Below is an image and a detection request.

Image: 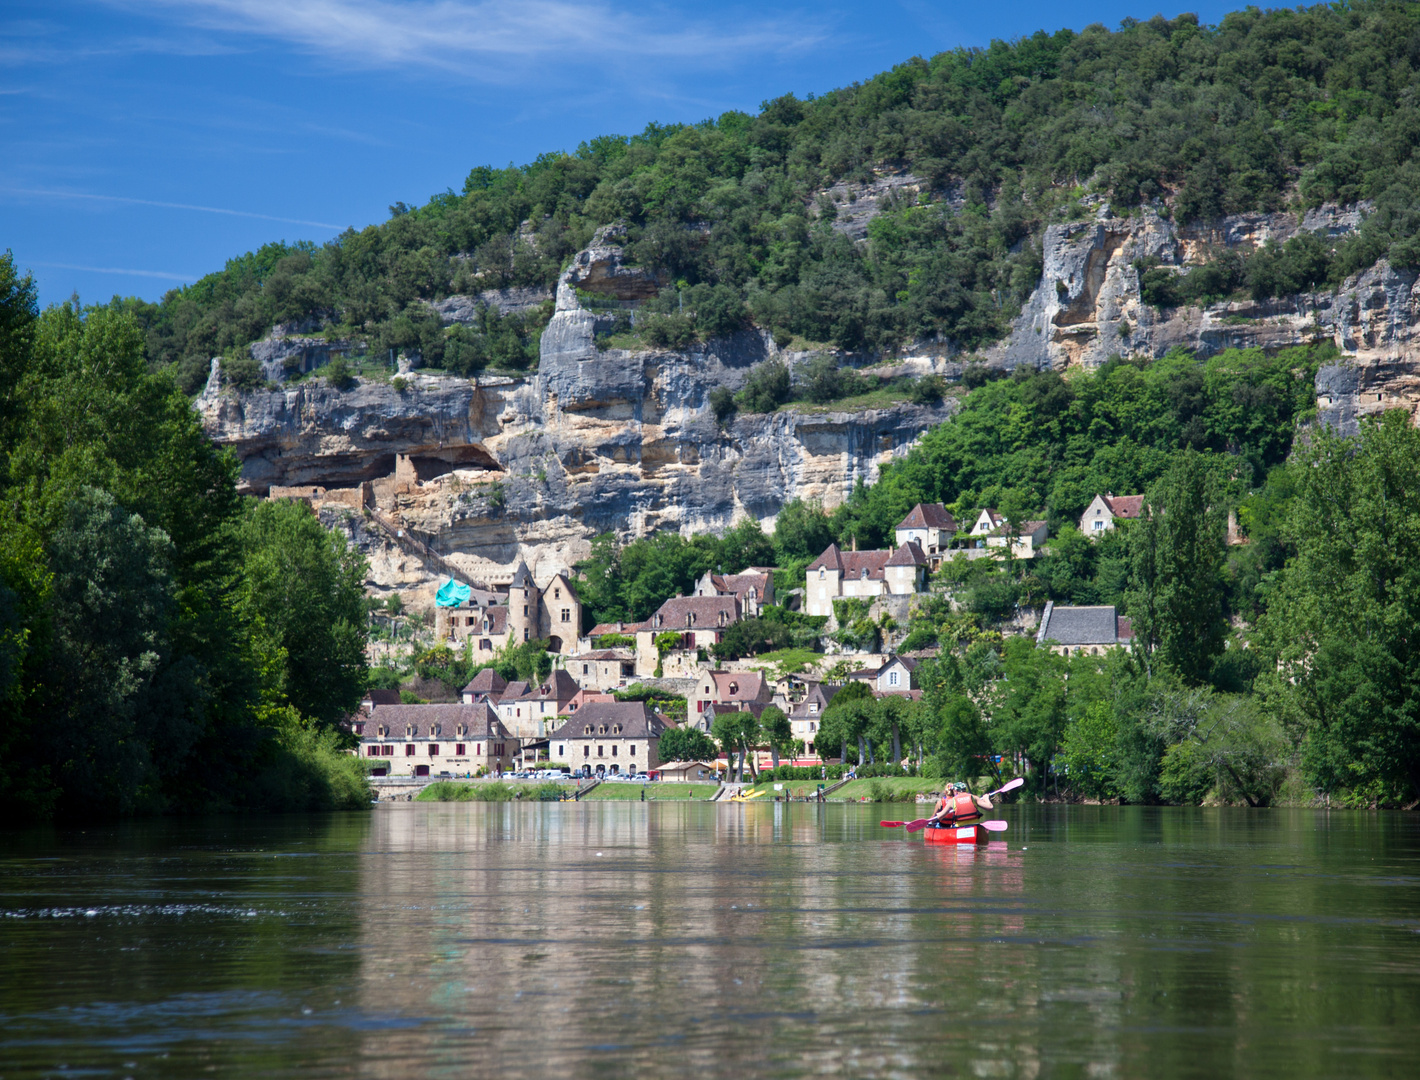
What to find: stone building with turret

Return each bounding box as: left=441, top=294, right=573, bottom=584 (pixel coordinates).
left=436, top=562, right=582, bottom=656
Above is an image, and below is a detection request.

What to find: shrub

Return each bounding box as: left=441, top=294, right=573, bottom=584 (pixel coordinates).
left=910, top=374, right=947, bottom=404
left=323, top=356, right=355, bottom=390
left=709, top=385, right=737, bottom=424
left=736, top=360, right=792, bottom=413
left=222, top=355, right=265, bottom=391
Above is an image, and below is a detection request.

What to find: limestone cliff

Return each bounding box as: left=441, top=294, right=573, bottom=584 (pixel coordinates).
left=199, top=234, right=954, bottom=587
left=201, top=203, right=1420, bottom=595
left=993, top=202, right=1420, bottom=432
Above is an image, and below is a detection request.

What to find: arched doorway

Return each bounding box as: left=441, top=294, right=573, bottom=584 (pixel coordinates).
left=548, top=635, right=563, bottom=652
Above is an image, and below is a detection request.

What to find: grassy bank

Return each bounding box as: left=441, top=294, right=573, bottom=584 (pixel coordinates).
left=736, top=777, right=944, bottom=802
left=581, top=782, right=721, bottom=801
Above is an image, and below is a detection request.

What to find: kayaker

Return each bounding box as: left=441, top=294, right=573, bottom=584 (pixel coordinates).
left=927, top=782, right=993, bottom=828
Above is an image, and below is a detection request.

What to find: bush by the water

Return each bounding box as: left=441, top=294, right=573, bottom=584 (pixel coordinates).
left=417, top=781, right=564, bottom=802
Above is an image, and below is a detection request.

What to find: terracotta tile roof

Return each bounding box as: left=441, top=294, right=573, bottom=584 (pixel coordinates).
left=708, top=671, right=766, bottom=701
left=1116, top=615, right=1134, bottom=641
left=362, top=703, right=508, bottom=741
left=578, top=649, right=634, bottom=661
left=897, top=503, right=957, bottom=531
left=364, top=688, right=402, bottom=706
left=718, top=572, right=771, bottom=597
left=462, top=606, right=508, bottom=634
left=1104, top=494, right=1145, bottom=518
left=807, top=543, right=843, bottom=573
left=647, top=595, right=741, bottom=629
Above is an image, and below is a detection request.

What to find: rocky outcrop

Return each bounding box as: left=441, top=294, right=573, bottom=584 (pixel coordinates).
left=993, top=202, right=1420, bottom=430
left=200, top=233, right=954, bottom=584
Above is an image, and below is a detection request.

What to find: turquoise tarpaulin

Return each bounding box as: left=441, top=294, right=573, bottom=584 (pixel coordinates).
left=435, top=579, right=471, bottom=607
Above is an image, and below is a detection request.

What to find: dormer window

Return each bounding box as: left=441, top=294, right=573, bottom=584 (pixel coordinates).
left=598, top=725, right=606, bottom=735
left=729, top=682, right=738, bottom=695
left=860, top=568, right=869, bottom=579
left=819, top=568, right=825, bottom=579
left=687, top=613, right=695, bottom=626
left=406, top=726, right=414, bottom=738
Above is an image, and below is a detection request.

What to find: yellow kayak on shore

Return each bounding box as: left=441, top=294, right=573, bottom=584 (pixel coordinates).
left=729, top=788, right=768, bottom=802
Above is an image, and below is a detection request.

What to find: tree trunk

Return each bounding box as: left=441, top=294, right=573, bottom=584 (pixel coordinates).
left=840, top=738, right=848, bottom=765
left=891, top=722, right=901, bottom=766
left=771, top=746, right=780, bottom=769
left=857, top=737, right=866, bottom=766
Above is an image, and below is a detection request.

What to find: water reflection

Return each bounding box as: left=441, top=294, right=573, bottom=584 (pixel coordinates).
left=1, top=805, right=1419, bottom=1079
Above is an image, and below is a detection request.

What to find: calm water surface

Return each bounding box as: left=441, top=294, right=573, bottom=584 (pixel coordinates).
left=2, top=803, right=1418, bottom=1079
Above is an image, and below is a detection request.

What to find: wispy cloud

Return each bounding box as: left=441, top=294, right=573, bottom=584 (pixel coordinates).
left=120, top=0, right=823, bottom=74
left=4, top=187, right=346, bottom=229
left=27, top=261, right=197, bottom=281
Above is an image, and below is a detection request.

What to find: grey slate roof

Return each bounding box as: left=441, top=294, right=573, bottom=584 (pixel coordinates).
left=1036, top=602, right=1121, bottom=646
left=364, top=703, right=509, bottom=740
left=549, top=702, right=667, bottom=739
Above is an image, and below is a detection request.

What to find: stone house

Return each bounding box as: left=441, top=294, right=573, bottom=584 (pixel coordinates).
left=969, top=509, right=1049, bottom=558
left=548, top=701, right=668, bottom=778
left=655, top=760, right=719, bottom=782
left=788, top=683, right=840, bottom=759
left=1079, top=493, right=1145, bottom=535
left=1035, top=602, right=1135, bottom=656
left=694, top=568, right=775, bottom=618
left=507, top=562, right=582, bottom=654
left=850, top=654, right=919, bottom=693
left=803, top=541, right=929, bottom=619
left=460, top=667, right=507, bottom=704
left=494, top=668, right=581, bottom=739
left=360, top=703, right=516, bottom=777
left=634, top=595, right=743, bottom=676
left=570, top=649, right=636, bottom=691
left=895, top=503, right=958, bottom=565
left=689, top=670, right=773, bottom=731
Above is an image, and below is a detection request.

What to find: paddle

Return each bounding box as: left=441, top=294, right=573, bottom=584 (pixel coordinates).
left=984, top=777, right=1025, bottom=800
left=905, top=817, right=1009, bottom=834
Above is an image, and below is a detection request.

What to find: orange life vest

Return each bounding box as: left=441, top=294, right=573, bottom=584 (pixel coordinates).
left=934, top=793, right=981, bottom=823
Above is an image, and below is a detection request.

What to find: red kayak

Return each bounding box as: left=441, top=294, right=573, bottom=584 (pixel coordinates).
left=922, top=821, right=989, bottom=844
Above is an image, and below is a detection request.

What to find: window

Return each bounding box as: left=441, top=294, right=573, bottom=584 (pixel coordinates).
left=377, top=726, right=386, bottom=736
left=554, top=588, right=561, bottom=599
left=476, top=743, right=481, bottom=755
left=583, top=745, right=589, bottom=758
left=524, top=629, right=530, bottom=642
left=405, top=744, right=415, bottom=756
left=598, top=745, right=604, bottom=757
left=809, top=722, right=816, bottom=733
left=561, top=609, right=571, bottom=622
left=629, top=745, right=635, bottom=757
left=1092, top=520, right=1104, bottom=531
left=523, top=605, right=529, bottom=616
left=429, top=744, right=439, bottom=756
left=819, top=568, right=825, bottom=579
left=558, top=745, right=564, bottom=756
left=611, top=745, right=617, bottom=757
left=367, top=746, right=379, bottom=757
left=888, top=670, right=899, bottom=687
left=456, top=743, right=466, bottom=756
left=383, top=745, right=393, bottom=756
left=582, top=664, right=589, bottom=675
left=481, top=639, right=491, bottom=650
left=809, top=703, right=817, bottom=714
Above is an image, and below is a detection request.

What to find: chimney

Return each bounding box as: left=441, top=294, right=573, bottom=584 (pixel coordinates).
left=851, top=535, right=857, bottom=552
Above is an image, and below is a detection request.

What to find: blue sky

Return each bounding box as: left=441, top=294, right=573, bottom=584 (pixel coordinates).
left=3, top=1, right=1240, bottom=306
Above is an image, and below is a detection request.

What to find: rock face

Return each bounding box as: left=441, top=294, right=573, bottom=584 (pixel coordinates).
left=199, top=234, right=954, bottom=581
left=201, top=201, right=1420, bottom=592
left=993, top=202, right=1420, bottom=430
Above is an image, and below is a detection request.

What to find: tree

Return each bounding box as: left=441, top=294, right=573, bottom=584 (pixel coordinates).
left=1126, top=450, right=1228, bottom=684
left=712, top=710, right=759, bottom=781
left=772, top=499, right=834, bottom=563
left=237, top=499, right=369, bottom=729
left=735, top=360, right=791, bottom=413
left=760, top=705, right=793, bottom=768
left=821, top=680, right=873, bottom=765
left=718, top=518, right=775, bottom=573
left=1258, top=411, right=1420, bottom=803
left=658, top=725, right=718, bottom=763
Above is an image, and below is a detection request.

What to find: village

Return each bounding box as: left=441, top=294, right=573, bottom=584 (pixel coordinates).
left=350, top=495, right=1143, bottom=792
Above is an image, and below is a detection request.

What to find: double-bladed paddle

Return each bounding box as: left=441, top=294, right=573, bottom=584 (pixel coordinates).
left=882, top=817, right=1009, bottom=833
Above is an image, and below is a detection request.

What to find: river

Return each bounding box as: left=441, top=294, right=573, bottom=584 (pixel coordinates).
left=2, top=803, right=1418, bottom=1078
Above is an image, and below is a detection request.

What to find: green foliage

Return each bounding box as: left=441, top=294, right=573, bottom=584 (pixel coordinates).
left=222, top=354, right=266, bottom=390
left=0, top=257, right=373, bottom=821
left=322, top=356, right=355, bottom=390
left=735, top=360, right=792, bottom=413
left=238, top=498, right=370, bottom=727
left=104, top=6, right=1420, bottom=394
left=1258, top=411, right=1420, bottom=804
left=709, top=385, right=737, bottom=424
left=833, top=345, right=1326, bottom=550
left=1125, top=451, right=1228, bottom=684
left=657, top=725, right=718, bottom=763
